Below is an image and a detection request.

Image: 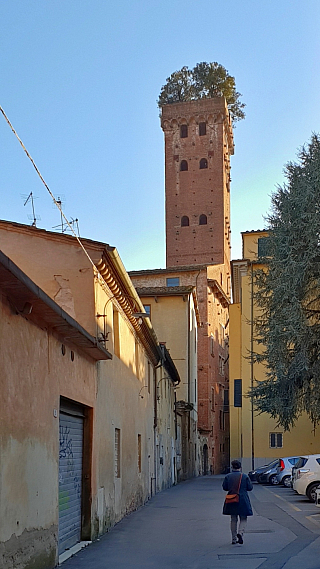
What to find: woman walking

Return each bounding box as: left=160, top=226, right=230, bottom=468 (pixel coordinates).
left=222, top=460, right=253, bottom=544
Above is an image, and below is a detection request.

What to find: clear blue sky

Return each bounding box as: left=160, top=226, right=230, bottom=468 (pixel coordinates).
left=1, top=1, right=319, bottom=269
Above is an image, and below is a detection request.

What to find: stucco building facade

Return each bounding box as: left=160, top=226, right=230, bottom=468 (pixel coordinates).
left=0, top=221, right=180, bottom=568
left=131, top=283, right=199, bottom=480
left=229, top=230, right=320, bottom=473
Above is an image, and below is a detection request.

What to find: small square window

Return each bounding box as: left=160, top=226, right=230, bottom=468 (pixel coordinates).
left=166, top=277, right=180, bottom=287
left=270, top=432, right=283, bottom=448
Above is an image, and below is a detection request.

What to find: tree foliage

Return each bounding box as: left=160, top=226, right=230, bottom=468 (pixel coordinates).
left=158, top=62, right=245, bottom=124
left=251, top=134, right=320, bottom=429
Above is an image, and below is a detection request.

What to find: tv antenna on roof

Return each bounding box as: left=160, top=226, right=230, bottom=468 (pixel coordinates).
left=21, top=192, right=40, bottom=227
left=52, top=195, right=66, bottom=232
left=52, top=196, right=80, bottom=236
left=53, top=217, right=80, bottom=236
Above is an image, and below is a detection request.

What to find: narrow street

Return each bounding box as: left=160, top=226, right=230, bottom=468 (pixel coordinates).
left=61, top=476, right=320, bottom=569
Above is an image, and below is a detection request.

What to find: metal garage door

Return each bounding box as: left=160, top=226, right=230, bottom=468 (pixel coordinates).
left=59, top=403, right=84, bottom=554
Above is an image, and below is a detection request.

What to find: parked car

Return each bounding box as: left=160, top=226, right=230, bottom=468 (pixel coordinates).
left=249, top=459, right=279, bottom=484
left=291, top=456, right=308, bottom=487
left=293, top=454, right=320, bottom=501
left=257, top=459, right=280, bottom=485
left=276, top=456, right=300, bottom=487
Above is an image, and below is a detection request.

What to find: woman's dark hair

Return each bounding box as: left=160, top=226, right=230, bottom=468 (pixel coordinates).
left=231, top=460, right=241, bottom=470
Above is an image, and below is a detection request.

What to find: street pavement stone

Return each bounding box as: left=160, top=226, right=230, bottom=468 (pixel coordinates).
left=60, top=476, right=320, bottom=569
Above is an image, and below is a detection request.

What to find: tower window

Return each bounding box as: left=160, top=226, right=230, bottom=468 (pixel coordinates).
left=166, top=277, right=180, bottom=287
left=180, top=125, right=188, bottom=138
left=199, top=214, right=207, bottom=225
left=181, top=215, right=189, bottom=227
left=180, top=160, right=188, bottom=171
left=200, top=158, right=208, bottom=169
left=199, top=122, right=206, bottom=136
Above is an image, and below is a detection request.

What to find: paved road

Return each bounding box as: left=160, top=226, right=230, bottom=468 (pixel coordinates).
left=61, top=476, right=320, bottom=569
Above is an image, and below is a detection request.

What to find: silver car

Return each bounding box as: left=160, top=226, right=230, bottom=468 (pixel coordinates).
left=276, top=456, right=300, bottom=487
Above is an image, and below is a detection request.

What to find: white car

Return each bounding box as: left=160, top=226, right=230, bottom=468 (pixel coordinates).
left=293, top=454, right=320, bottom=501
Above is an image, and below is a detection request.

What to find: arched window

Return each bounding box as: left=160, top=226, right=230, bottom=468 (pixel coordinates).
left=200, top=158, right=208, bottom=169
left=180, top=124, right=188, bottom=138
left=180, top=160, right=188, bottom=171
left=199, top=214, right=207, bottom=225
left=181, top=216, right=189, bottom=227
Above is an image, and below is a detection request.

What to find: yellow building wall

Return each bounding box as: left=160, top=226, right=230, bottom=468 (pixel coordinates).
left=230, top=231, right=320, bottom=474
left=229, top=303, right=242, bottom=461
left=137, top=292, right=199, bottom=479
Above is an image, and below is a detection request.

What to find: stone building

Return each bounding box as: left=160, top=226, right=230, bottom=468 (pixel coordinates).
left=131, top=96, right=233, bottom=474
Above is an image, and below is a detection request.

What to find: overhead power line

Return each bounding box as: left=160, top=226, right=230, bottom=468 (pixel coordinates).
left=0, top=105, right=96, bottom=271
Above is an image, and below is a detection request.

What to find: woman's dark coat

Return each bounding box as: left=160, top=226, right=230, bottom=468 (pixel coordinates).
left=222, top=472, right=253, bottom=516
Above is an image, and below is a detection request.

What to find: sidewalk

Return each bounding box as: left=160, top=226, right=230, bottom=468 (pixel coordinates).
left=60, top=476, right=320, bottom=569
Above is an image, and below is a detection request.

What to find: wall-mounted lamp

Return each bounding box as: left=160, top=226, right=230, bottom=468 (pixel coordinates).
left=139, top=385, right=149, bottom=399
left=132, top=312, right=149, bottom=325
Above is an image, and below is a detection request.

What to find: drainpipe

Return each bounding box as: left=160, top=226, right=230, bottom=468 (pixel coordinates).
left=250, top=262, right=255, bottom=471
left=188, top=295, right=191, bottom=404
left=153, top=365, right=158, bottom=495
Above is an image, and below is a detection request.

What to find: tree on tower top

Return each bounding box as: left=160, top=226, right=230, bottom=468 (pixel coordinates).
left=158, top=62, right=245, bottom=124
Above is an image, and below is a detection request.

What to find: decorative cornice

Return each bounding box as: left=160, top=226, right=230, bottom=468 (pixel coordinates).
left=207, top=279, right=230, bottom=308
left=96, top=252, right=161, bottom=367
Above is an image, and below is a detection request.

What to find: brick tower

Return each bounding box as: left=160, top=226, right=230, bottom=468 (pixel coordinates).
left=160, top=97, right=234, bottom=474
left=161, top=97, right=234, bottom=272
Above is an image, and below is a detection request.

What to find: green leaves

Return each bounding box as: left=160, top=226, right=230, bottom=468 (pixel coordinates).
left=158, top=62, right=245, bottom=124
left=251, top=134, right=320, bottom=429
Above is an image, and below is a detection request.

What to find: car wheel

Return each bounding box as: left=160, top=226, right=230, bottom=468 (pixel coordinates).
left=306, top=483, right=320, bottom=502
left=282, top=476, right=291, bottom=488
left=256, top=474, right=262, bottom=484
left=269, top=474, right=279, bottom=485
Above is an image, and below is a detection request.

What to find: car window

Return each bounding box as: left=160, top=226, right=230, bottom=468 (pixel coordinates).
left=261, top=460, right=278, bottom=469
left=316, top=459, right=320, bottom=466
left=295, top=457, right=308, bottom=469
left=289, top=458, right=299, bottom=465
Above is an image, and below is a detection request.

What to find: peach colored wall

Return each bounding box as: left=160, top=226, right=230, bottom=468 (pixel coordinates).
left=0, top=291, right=96, bottom=568
left=0, top=221, right=97, bottom=335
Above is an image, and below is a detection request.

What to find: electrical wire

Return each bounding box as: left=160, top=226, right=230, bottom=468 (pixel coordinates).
left=0, top=105, right=98, bottom=272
